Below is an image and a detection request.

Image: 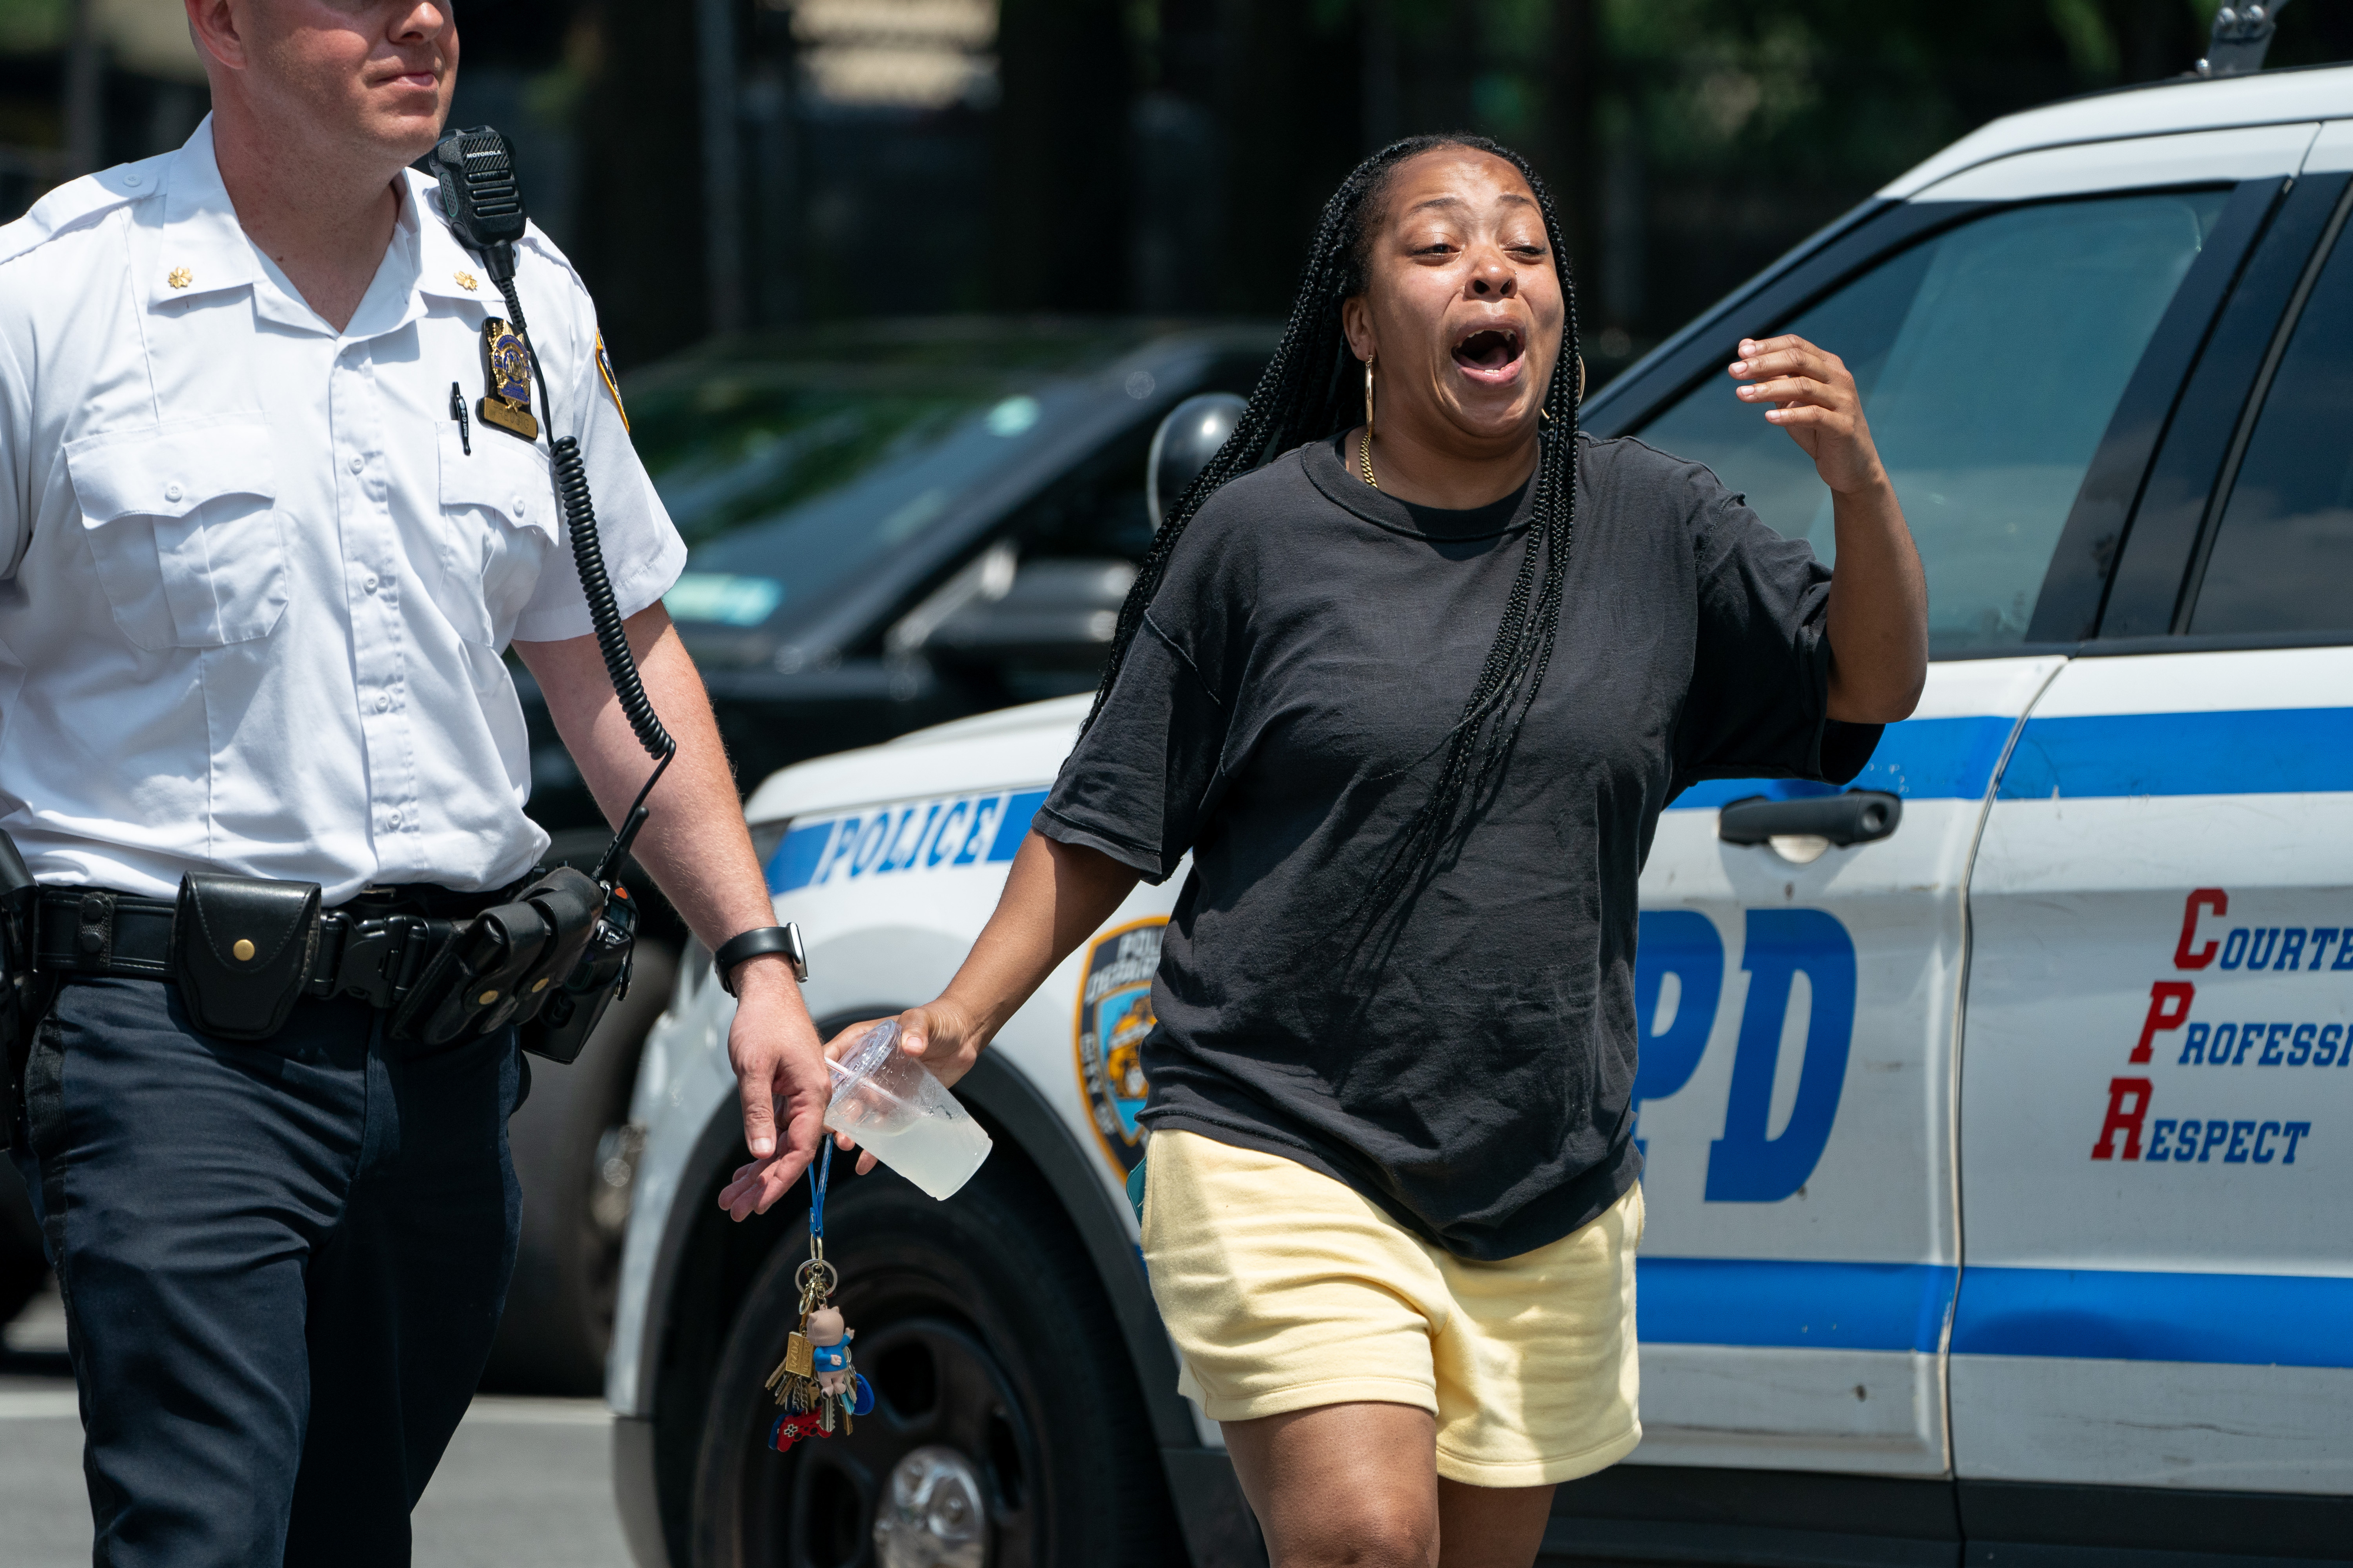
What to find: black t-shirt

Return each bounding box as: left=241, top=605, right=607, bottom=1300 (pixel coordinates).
left=1038, top=431, right=1878, bottom=1260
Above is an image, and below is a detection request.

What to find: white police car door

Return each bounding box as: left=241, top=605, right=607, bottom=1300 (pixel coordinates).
left=1954, top=122, right=2353, bottom=1499
left=1620, top=127, right=2298, bottom=1476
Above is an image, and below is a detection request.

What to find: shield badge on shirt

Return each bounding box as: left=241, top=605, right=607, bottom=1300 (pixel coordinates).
left=477, top=318, right=540, bottom=442
left=595, top=333, right=629, bottom=431
left=1074, top=918, right=1165, bottom=1179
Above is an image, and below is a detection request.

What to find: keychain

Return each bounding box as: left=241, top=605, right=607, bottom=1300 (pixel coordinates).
left=764, top=1143, right=875, bottom=1453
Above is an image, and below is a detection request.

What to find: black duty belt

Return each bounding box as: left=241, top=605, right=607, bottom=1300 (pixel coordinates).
left=33, top=886, right=497, bottom=1009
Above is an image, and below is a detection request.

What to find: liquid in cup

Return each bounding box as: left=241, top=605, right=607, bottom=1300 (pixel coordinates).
left=823, top=1020, right=994, bottom=1200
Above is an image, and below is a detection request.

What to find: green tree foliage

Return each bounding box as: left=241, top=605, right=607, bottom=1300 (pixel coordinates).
left=1174, top=0, right=2349, bottom=351
left=0, top=0, right=66, bottom=56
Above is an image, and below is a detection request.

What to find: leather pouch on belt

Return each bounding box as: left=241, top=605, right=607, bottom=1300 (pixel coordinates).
left=172, top=874, right=323, bottom=1041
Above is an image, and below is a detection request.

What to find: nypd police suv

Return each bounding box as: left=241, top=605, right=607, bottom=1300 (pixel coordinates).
left=606, top=59, right=2353, bottom=1568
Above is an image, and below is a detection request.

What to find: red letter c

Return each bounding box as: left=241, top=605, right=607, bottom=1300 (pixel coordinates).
left=2175, top=888, right=2227, bottom=970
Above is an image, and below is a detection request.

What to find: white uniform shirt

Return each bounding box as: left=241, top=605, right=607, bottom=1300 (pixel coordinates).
left=0, top=119, right=684, bottom=903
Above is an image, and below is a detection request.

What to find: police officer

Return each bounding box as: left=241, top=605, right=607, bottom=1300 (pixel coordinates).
left=0, top=5, right=832, bottom=1563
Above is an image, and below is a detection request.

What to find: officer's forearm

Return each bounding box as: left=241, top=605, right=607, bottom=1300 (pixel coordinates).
left=516, top=606, right=788, bottom=974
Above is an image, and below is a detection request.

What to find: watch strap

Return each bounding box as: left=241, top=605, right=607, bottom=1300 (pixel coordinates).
left=715, top=922, right=808, bottom=995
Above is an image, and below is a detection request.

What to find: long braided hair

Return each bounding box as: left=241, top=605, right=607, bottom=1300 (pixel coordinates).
left=1085, top=133, right=1582, bottom=930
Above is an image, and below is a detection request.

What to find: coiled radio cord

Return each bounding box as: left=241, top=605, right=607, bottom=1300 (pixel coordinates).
left=495, top=269, right=675, bottom=883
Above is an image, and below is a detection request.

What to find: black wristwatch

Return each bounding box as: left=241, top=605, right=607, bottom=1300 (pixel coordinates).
left=714, top=922, right=808, bottom=996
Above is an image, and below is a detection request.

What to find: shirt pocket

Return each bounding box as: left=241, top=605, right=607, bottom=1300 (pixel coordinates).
left=63, top=417, right=286, bottom=650
left=435, top=426, right=559, bottom=648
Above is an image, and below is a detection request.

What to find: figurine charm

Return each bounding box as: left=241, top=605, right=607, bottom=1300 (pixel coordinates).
left=764, top=1145, right=874, bottom=1453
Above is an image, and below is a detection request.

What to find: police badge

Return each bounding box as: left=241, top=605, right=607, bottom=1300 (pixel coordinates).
left=594, top=333, right=629, bottom=431
left=477, top=317, right=541, bottom=442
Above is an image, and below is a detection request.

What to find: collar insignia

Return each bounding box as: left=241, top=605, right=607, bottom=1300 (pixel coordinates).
left=477, top=318, right=540, bottom=442
left=454, top=270, right=480, bottom=292
left=166, top=266, right=192, bottom=290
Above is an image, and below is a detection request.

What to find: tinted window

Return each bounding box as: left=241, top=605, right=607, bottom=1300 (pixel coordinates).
left=652, top=382, right=1089, bottom=633
left=1637, top=191, right=2228, bottom=655
left=621, top=327, right=1162, bottom=637
left=2189, top=224, right=2353, bottom=636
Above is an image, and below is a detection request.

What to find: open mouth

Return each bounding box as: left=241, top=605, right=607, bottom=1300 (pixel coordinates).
left=1451, top=326, right=1525, bottom=379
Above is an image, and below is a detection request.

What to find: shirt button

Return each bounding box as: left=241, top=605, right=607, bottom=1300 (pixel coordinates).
left=123, top=172, right=142, bottom=188
left=512, top=496, right=527, bottom=516
left=386, top=810, right=402, bottom=829
left=363, top=574, right=379, bottom=594
left=349, top=455, right=365, bottom=474
left=164, top=482, right=182, bottom=503
left=375, top=692, right=391, bottom=712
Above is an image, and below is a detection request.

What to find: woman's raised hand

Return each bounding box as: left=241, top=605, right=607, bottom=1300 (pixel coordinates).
left=1729, top=333, right=1927, bottom=723
left=1728, top=335, right=1890, bottom=498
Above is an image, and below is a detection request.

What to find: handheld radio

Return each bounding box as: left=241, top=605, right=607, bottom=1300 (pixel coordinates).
left=419, top=127, right=678, bottom=1063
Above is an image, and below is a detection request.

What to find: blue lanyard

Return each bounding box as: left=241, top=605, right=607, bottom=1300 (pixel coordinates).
left=808, top=1140, right=832, bottom=1242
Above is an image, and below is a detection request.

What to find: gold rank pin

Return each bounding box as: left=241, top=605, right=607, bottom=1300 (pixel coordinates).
left=477, top=318, right=541, bottom=442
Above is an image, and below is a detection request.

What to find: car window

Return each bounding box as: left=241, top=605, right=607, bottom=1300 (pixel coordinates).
left=650, top=381, right=1089, bottom=635
left=1635, top=191, right=2229, bottom=655
left=2187, top=220, right=2353, bottom=637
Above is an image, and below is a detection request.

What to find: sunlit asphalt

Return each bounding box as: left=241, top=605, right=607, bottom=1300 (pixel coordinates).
left=0, top=1287, right=635, bottom=1568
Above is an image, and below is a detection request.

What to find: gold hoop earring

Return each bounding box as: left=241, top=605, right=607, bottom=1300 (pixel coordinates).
left=1359, top=359, right=1379, bottom=489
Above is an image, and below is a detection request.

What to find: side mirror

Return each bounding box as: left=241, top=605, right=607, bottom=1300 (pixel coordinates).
left=1147, top=392, right=1247, bottom=531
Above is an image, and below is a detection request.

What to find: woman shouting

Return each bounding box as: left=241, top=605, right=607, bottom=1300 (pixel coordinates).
left=731, top=132, right=1927, bottom=1568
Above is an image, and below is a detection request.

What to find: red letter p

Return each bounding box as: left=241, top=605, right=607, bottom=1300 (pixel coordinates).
left=2131, top=982, right=2195, bottom=1064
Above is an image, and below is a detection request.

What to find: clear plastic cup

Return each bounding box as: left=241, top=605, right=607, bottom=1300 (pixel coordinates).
left=823, top=1020, right=993, bottom=1200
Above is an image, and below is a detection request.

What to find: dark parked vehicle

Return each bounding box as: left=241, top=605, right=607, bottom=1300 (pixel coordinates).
left=485, top=321, right=1271, bottom=1390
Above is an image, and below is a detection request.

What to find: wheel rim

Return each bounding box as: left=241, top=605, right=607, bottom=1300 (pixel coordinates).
left=740, top=1315, right=1040, bottom=1568
left=874, top=1446, right=987, bottom=1568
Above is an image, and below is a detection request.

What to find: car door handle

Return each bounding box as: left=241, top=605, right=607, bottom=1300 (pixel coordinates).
left=1718, top=790, right=1902, bottom=848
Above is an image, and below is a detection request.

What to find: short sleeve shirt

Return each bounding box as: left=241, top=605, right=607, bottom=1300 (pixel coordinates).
left=1039, top=431, right=1878, bottom=1260
left=0, top=118, right=685, bottom=902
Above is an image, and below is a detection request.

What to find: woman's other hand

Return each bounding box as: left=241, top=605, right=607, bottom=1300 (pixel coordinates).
left=1728, top=335, right=1887, bottom=495
left=895, top=997, right=985, bottom=1090
left=819, top=1002, right=988, bottom=1176
left=717, top=831, right=1139, bottom=1215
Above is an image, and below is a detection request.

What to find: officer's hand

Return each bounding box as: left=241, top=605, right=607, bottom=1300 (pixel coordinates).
left=814, top=999, right=986, bottom=1176
left=1728, top=335, right=1889, bottom=496
left=715, top=959, right=829, bottom=1222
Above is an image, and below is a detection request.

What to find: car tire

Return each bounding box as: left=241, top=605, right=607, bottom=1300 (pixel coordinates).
left=688, top=1161, right=1185, bottom=1568
left=484, top=939, right=678, bottom=1394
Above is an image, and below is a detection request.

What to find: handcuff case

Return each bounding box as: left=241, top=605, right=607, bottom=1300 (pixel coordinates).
left=171, top=873, right=323, bottom=1041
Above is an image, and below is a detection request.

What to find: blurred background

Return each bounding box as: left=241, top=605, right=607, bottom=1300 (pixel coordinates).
left=5, top=0, right=2352, bottom=386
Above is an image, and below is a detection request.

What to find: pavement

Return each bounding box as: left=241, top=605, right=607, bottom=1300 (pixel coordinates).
left=0, top=1285, right=637, bottom=1568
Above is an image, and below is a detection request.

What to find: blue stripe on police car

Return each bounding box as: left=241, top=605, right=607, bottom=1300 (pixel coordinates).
left=1998, top=706, right=2353, bottom=799
left=766, top=789, right=1049, bottom=894
left=1671, top=713, right=2019, bottom=809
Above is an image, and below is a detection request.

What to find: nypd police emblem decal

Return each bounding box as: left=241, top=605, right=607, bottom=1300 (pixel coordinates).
left=1074, top=918, right=1164, bottom=1177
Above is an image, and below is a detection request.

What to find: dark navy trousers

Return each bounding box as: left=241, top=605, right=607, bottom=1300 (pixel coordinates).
left=9, top=976, right=522, bottom=1567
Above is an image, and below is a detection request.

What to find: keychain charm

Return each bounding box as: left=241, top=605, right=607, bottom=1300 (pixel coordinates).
left=764, top=1145, right=874, bottom=1453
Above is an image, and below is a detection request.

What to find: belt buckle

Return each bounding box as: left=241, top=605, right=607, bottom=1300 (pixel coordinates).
left=333, top=916, right=429, bottom=1007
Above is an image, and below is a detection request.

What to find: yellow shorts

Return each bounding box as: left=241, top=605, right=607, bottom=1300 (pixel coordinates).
left=1139, top=1129, right=1644, bottom=1488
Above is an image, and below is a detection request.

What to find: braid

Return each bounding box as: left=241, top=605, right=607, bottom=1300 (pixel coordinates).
left=1086, top=134, right=1581, bottom=936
